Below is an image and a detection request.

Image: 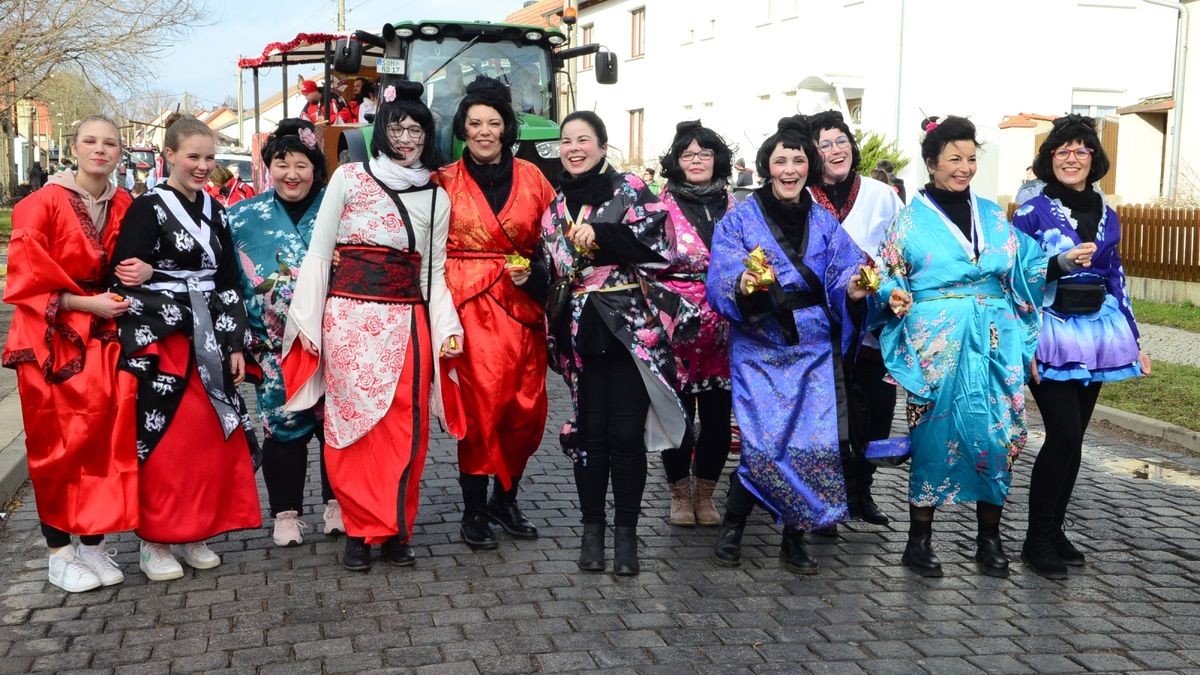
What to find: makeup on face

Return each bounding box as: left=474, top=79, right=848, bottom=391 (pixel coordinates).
left=680, top=140, right=715, bottom=185
left=817, top=128, right=852, bottom=185
left=73, top=121, right=122, bottom=179
left=167, top=134, right=217, bottom=197
left=270, top=151, right=315, bottom=202
left=465, top=104, right=505, bottom=165
left=928, top=139, right=977, bottom=192
left=386, top=115, right=425, bottom=167
left=560, top=119, right=605, bottom=176
left=1052, top=141, right=1093, bottom=191
left=768, top=144, right=809, bottom=203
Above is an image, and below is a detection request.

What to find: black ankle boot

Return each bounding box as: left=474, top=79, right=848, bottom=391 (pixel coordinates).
left=902, top=516, right=943, bottom=577
left=613, top=525, right=639, bottom=576
left=1023, top=517, right=1068, bottom=579
left=342, top=536, right=371, bottom=571
left=975, top=503, right=1009, bottom=578
left=380, top=536, right=416, bottom=566
left=1052, top=511, right=1085, bottom=566
left=850, top=491, right=889, bottom=526
left=578, top=522, right=605, bottom=572
left=459, top=474, right=497, bottom=550
left=779, top=526, right=818, bottom=575
left=488, top=477, right=538, bottom=540
left=712, top=516, right=747, bottom=567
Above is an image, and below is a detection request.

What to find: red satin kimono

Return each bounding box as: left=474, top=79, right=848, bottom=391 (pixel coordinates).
left=436, top=158, right=555, bottom=486
left=2, top=184, right=138, bottom=535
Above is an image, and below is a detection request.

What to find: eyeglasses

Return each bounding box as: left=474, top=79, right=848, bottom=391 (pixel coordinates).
left=1053, top=147, right=1094, bottom=161
left=386, top=124, right=425, bottom=141
left=680, top=150, right=715, bottom=162
left=818, top=137, right=850, bottom=152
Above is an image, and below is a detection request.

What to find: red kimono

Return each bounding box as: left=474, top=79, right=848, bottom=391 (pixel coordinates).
left=436, top=158, right=555, bottom=485
left=2, top=184, right=138, bottom=535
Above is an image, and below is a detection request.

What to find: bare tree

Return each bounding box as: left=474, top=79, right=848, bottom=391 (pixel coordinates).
left=0, top=0, right=209, bottom=193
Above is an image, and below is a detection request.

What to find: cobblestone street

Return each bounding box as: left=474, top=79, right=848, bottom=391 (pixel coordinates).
left=1, top=367, right=1200, bottom=674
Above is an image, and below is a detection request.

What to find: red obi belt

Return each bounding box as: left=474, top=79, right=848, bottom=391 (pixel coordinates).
left=330, top=245, right=423, bottom=304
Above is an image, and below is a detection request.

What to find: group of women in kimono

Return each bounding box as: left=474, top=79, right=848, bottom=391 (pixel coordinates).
left=6, top=73, right=1143, bottom=589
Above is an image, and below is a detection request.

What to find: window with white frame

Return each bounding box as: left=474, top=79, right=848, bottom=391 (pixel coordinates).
left=631, top=7, right=646, bottom=58
left=581, top=24, right=594, bottom=70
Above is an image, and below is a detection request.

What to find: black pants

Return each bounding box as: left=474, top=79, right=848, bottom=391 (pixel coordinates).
left=1027, top=379, right=1102, bottom=526
left=261, top=428, right=333, bottom=516
left=843, top=352, right=897, bottom=495
left=41, top=523, right=102, bottom=549
left=723, top=473, right=764, bottom=522
left=575, top=346, right=650, bottom=527
left=662, top=388, right=733, bottom=483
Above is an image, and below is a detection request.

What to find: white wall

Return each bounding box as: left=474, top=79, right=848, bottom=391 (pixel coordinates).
left=1116, top=112, right=1168, bottom=204
left=576, top=0, right=1176, bottom=200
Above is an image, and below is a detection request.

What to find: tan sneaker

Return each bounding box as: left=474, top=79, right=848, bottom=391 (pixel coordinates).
left=669, top=477, right=696, bottom=526
left=694, top=478, right=721, bottom=526
left=272, top=510, right=307, bottom=547
left=323, top=500, right=345, bottom=536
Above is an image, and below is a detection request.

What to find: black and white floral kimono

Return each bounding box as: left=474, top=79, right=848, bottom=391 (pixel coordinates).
left=111, top=185, right=261, bottom=544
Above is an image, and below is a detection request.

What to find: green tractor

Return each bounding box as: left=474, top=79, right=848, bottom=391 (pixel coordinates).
left=332, top=19, right=618, bottom=185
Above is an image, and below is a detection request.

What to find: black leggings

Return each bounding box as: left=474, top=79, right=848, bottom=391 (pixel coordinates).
left=261, top=427, right=334, bottom=516
left=575, top=346, right=650, bottom=527
left=41, top=523, right=102, bottom=549
left=662, top=388, right=733, bottom=483
left=1027, top=379, right=1102, bottom=525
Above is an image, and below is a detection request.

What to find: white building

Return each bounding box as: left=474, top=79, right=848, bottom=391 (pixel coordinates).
left=572, top=0, right=1178, bottom=202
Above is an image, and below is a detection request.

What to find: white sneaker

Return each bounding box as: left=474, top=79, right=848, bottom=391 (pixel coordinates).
left=47, top=546, right=102, bottom=593
left=272, top=510, right=307, bottom=547
left=173, top=541, right=221, bottom=570
left=75, top=544, right=125, bottom=586
left=139, top=541, right=184, bottom=582
left=323, top=500, right=345, bottom=536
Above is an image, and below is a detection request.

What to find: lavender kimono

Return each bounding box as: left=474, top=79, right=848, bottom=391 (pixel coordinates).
left=540, top=171, right=696, bottom=460
left=659, top=187, right=734, bottom=393
left=706, top=195, right=865, bottom=530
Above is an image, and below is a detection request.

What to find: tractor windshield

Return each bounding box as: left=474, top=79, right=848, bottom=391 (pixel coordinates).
left=408, top=37, right=553, bottom=162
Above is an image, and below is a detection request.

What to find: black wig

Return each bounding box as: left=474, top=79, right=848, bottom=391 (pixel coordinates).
left=808, top=109, right=861, bottom=175
left=659, top=119, right=733, bottom=185
left=370, top=80, right=440, bottom=168
left=262, top=118, right=328, bottom=187
left=561, top=110, right=608, bottom=146
left=1032, top=114, right=1110, bottom=186
left=452, top=76, right=518, bottom=150
left=755, top=115, right=824, bottom=187
left=919, top=115, right=979, bottom=175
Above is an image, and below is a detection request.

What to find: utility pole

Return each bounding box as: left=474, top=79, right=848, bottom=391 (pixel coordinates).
left=337, top=0, right=346, bottom=31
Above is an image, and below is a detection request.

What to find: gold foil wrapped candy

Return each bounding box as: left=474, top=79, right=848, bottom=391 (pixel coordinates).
left=856, top=263, right=881, bottom=292
left=505, top=253, right=531, bottom=269
left=742, top=246, right=776, bottom=292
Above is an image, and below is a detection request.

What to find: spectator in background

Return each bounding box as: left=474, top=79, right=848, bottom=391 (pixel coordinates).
left=734, top=158, right=754, bottom=187
left=132, top=182, right=148, bottom=198
left=206, top=164, right=256, bottom=208
left=641, top=167, right=662, bottom=195
left=876, top=158, right=906, bottom=203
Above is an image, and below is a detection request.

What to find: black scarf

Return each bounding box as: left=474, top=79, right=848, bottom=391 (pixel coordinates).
left=668, top=180, right=729, bottom=248
left=822, top=174, right=856, bottom=214
left=463, top=150, right=514, bottom=217
left=559, top=160, right=615, bottom=216
left=275, top=188, right=320, bottom=226
left=758, top=183, right=812, bottom=255
left=1044, top=180, right=1103, bottom=243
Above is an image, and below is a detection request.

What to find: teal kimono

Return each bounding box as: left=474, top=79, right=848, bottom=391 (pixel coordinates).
left=227, top=189, right=324, bottom=442
left=874, top=191, right=1047, bottom=507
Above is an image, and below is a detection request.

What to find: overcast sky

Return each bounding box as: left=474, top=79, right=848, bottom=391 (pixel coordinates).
left=139, top=0, right=512, bottom=108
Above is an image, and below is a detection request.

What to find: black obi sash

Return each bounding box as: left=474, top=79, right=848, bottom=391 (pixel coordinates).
left=330, top=245, right=424, bottom=304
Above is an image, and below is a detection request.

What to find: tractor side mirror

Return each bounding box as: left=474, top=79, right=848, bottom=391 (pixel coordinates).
left=595, top=51, right=618, bottom=85
left=333, top=38, right=363, bottom=74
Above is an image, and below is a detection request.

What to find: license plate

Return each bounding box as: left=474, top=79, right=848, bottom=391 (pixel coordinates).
left=376, top=58, right=405, bottom=75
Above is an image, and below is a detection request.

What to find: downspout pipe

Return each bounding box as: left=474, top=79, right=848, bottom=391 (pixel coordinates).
left=1144, top=0, right=1188, bottom=201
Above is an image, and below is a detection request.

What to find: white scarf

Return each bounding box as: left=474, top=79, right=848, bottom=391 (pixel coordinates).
left=368, top=154, right=430, bottom=191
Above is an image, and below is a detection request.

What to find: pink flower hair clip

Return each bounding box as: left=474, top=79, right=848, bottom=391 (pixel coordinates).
left=923, top=120, right=939, bottom=133
left=383, top=85, right=396, bottom=103
left=298, top=127, right=318, bottom=149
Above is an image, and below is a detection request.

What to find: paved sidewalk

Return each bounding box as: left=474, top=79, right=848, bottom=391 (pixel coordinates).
left=1, top=367, right=1200, bottom=674
left=1138, top=323, right=1200, bottom=368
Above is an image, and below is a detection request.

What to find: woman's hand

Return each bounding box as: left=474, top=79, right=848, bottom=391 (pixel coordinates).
left=847, top=273, right=870, bottom=302
left=1139, top=350, right=1152, bottom=376
left=440, top=335, right=464, bottom=358
left=506, top=264, right=531, bottom=286
left=1029, top=357, right=1041, bottom=385
left=331, top=249, right=340, bottom=269
left=299, top=333, right=318, bottom=356
left=70, top=292, right=131, bottom=319
left=888, top=288, right=913, bottom=317
left=230, top=351, right=246, bottom=385
left=569, top=223, right=596, bottom=251
left=1065, top=242, right=1097, bottom=268
left=738, top=270, right=760, bottom=296
left=114, top=257, right=153, bottom=286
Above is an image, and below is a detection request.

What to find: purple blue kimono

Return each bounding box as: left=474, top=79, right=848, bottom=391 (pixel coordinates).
left=1012, top=191, right=1141, bottom=383
left=706, top=195, right=866, bottom=530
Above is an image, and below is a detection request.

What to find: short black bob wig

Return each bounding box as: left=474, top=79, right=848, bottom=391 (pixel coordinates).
left=808, top=109, right=861, bottom=175
left=755, top=115, right=823, bottom=188
left=452, top=76, right=519, bottom=151
left=262, top=118, right=328, bottom=187
left=658, top=119, right=733, bottom=185
left=1032, top=114, right=1110, bottom=186
left=370, top=80, right=440, bottom=168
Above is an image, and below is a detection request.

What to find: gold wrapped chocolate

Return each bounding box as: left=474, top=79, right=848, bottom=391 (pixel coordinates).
left=505, top=253, right=531, bottom=269
left=742, top=246, right=775, bottom=292
left=856, top=264, right=881, bottom=292
left=448, top=336, right=459, bottom=350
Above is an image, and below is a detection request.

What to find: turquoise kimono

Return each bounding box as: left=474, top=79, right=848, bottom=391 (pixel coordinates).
left=874, top=191, right=1047, bottom=507
left=227, top=189, right=324, bottom=443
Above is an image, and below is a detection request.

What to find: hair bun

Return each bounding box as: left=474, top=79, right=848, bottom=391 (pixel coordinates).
left=809, top=110, right=844, bottom=127
left=390, top=79, right=425, bottom=100
left=920, top=116, right=941, bottom=133
left=272, top=118, right=316, bottom=139
left=1053, top=113, right=1096, bottom=132
left=675, top=119, right=702, bottom=134
left=465, top=76, right=510, bottom=102
left=776, top=114, right=810, bottom=135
